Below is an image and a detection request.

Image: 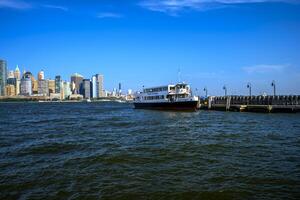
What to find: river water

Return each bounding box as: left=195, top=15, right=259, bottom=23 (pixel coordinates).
left=0, top=102, right=299, bottom=199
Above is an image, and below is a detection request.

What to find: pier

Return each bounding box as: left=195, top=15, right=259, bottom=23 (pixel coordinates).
left=199, top=95, right=300, bottom=113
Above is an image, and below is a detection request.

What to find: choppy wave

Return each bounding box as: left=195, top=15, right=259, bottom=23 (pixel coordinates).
left=0, top=102, right=300, bottom=199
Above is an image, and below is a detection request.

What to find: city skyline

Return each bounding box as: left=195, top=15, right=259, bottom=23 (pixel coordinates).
left=1, top=0, right=300, bottom=95
left=0, top=60, right=110, bottom=100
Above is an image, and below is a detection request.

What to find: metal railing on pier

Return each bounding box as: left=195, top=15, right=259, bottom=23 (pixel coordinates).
left=199, top=95, right=300, bottom=113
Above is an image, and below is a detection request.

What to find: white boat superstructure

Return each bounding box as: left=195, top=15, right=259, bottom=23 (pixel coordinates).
left=134, top=83, right=199, bottom=110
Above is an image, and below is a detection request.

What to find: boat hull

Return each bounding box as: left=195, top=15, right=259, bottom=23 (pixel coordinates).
left=133, top=101, right=198, bottom=111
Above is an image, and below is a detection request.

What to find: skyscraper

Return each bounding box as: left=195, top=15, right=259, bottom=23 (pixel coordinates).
left=32, top=79, right=38, bottom=94
left=93, top=74, right=104, bottom=98
left=20, top=75, right=32, bottom=96
left=48, top=79, right=55, bottom=94
left=8, top=71, right=14, bottom=78
left=5, top=85, right=15, bottom=96
left=63, top=81, right=71, bottom=99
left=99, top=74, right=104, bottom=97
left=55, top=75, right=61, bottom=93
left=38, top=70, right=44, bottom=80
left=13, top=65, right=21, bottom=95
left=14, top=65, right=21, bottom=80
left=82, top=79, right=91, bottom=99
left=15, top=79, right=20, bottom=95
left=70, top=73, right=83, bottom=94
left=5, top=74, right=18, bottom=96
left=7, top=77, right=17, bottom=87
left=118, top=82, right=122, bottom=95
left=38, top=79, right=49, bottom=96
left=0, top=59, right=7, bottom=96
left=92, top=75, right=97, bottom=98
left=91, top=74, right=104, bottom=98
left=7, top=77, right=18, bottom=96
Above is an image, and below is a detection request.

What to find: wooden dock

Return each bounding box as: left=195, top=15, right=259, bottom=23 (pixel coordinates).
left=199, top=95, right=300, bottom=113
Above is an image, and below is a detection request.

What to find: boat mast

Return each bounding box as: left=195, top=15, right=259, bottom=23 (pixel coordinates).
left=178, top=68, right=181, bottom=83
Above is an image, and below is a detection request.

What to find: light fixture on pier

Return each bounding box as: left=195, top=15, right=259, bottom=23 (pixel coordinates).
left=223, top=85, right=227, bottom=96
left=271, top=80, right=276, bottom=96
left=247, top=83, right=252, bottom=97
left=203, top=87, right=208, bottom=97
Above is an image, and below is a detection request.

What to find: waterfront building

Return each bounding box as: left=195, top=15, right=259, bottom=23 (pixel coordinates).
left=23, top=71, right=32, bottom=79
left=82, top=79, right=91, bottom=99
left=112, top=88, right=117, bottom=97
left=48, top=79, right=55, bottom=94
left=50, top=93, right=61, bottom=101
left=38, top=70, right=44, bottom=80
left=92, top=75, right=97, bottom=98
left=8, top=70, right=14, bottom=78
left=32, top=79, right=38, bottom=94
left=63, top=81, right=72, bottom=99
left=98, top=74, right=104, bottom=97
left=20, top=76, right=32, bottom=96
left=128, top=89, right=132, bottom=95
left=92, top=74, right=104, bottom=98
left=14, top=65, right=21, bottom=80
left=126, top=89, right=134, bottom=101
left=7, top=77, right=19, bottom=96
left=71, top=81, right=75, bottom=93
left=104, top=90, right=109, bottom=97
left=70, top=73, right=83, bottom=94
left=7, top=77, right=17, bottom=87
left=15, top=79, right=20, bottom=95
left=32, top=77, right=37, bottom=93
left=69, top=94, right=83, bottom=100
left=22, top=71, right=36, bottom=93
left=0, top=59, right=7, bottom=96
left=118, top=83, right=122, bottom=95
left=5, top=84, right=16, bottom=96
left=55, top=75, right=61, bottom=93
left=38, top=79, right=49, bottom=96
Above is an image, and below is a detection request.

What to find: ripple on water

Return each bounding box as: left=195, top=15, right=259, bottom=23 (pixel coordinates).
left=0, top=103, right=300, bottom=199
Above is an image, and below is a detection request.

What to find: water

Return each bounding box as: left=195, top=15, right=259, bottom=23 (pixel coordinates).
left=0, top=102, right=300, bottom=199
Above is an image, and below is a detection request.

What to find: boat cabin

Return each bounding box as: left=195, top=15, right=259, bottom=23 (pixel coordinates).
left=135, top=83, right=193, bottom=102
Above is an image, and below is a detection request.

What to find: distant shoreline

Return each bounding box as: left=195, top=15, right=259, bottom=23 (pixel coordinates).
left=0, top=96, right=130, bottom=103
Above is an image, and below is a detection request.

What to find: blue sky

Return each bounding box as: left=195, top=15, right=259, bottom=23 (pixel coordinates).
left=0, top=0, right=300, bottom=95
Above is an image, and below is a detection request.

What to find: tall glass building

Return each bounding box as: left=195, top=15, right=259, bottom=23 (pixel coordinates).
left=82, top=79, right=91, bottom=99
left=70, top=73, right=83, bottom=94
left=55, top=75, right=61, bottom=93
left=92, top=75, right=97, bottom=98
left=63, top=81, right=71, bottom=99
left=92, top=74, right=104, bottom=98
left=0, top=59, right=7, bottom=96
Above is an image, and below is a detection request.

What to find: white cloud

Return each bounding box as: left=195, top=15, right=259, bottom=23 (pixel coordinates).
left=242, top=64, right=288, bottom=74
left=0, top=0, right=32, bottom=10
left=139, top=0, right=298, bottom=15
left=42, top=4, right=68, bottom=12
left=97, top=12, right=123, bottom=18
left=0, top=0, right=68, bottom=11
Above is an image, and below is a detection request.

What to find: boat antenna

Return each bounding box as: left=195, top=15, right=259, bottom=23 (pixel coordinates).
left=178, top=68, right=181, bottom=83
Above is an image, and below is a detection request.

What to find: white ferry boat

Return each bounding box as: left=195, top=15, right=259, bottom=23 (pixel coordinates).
left=133, top=83, right=199, bottom=111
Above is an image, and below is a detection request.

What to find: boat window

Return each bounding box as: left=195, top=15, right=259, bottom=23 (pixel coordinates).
left=144, top=95, right=167, bottom=100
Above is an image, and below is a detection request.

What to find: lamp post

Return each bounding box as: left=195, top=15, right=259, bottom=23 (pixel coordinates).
left=247, top=82, right=252, bottom=97
left=223, top=85, right=227, bottom=96
left=271, top=80, right=276, bottom=96
left=203, top=87, right=207, bottom=97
